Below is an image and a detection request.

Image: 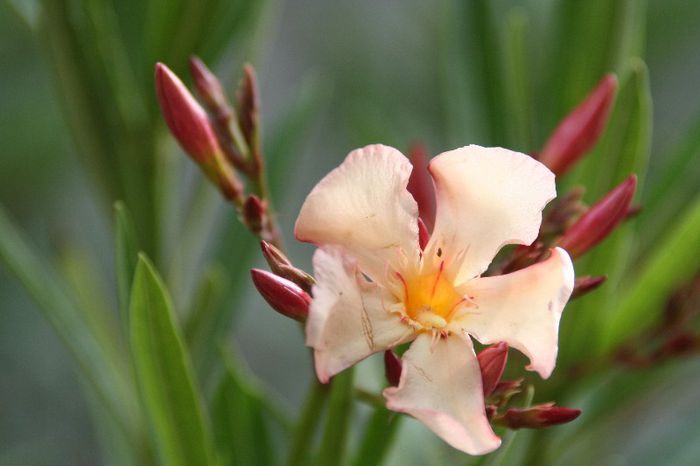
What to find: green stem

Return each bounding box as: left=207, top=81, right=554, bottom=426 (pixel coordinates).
left=316, top=369, right=356, bottom=466
left=351, top=407, right=402, bottom=466
left=286, top=378, right=330, bottom=466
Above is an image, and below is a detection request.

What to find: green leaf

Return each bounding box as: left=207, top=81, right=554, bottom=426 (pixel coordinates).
left=212, top=349, right=287, bottom=466
left=465, top=0, right=506, bottom=145
left=316, top=369, right=355, bottom=466
left=0, top=205, right=138, bottom=441
left=640, top=110, right=700, bottom=252
left=599, top=193, right=700, bottom=353
left=184, top=264, right=228, bottom=381
left=502, top=7, right=534, bottom=152
left=115, top=201, right=140, bottom=327
left=548, top=0, right=645, bottom=128
left=129, top=254, right=214, bottom=466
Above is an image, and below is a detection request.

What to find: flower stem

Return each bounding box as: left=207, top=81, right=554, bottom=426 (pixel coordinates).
left=350, top=406, right=402, bottom=466
left=316, top=368, right=356, bottom=466
left=286, top=378, right=330, bottom=466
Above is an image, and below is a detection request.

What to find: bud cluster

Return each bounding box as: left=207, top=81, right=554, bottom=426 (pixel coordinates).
left=465, top=73, right=639, bottom=303
left=155, top=58, right=279, bottom=245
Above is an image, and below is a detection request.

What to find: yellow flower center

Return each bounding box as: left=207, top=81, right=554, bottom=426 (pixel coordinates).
left=398, top=262, right=465, bottom=330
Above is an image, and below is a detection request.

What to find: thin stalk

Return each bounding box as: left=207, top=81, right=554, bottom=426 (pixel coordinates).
left=316, top=369, right=356, bottom=466
left=286, top=378, right=331, bottom=466
left=351, top=407, right=402, bottom=466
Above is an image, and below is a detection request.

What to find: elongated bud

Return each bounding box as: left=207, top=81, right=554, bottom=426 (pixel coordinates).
left=497, top=403, right=581, bottom=429
left=156, top=63, right=244, bottom=202
left=558, top=175, right=637, bottom=258
left=189, top=56, right=232, bottom=118
left=237, top=65, right=261, bottom=167
left=571, top=275, right=607, bottom=299
left=539, top=74, right=618, bottom=176
left=478, top=342, right=508, bottom=397
left=384, top=350, right=402, bottom=386
left=418, top=218, right=430, bottom=251
left=155, top=63, right=221, bottom=164
left=251, top=269, right=310, bottom=321
left=407, top=143, right=436, bottom=229
left=260, top=241, right=315, bottom=293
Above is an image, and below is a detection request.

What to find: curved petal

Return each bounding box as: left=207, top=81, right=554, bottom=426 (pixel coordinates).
left=457, top=248, right=574, bottom=379
left=307, top=247, right=414, bottom=383
left=295, top=144, right=420, bottom=280
left=383, top=333, right=501, bottom=455
left=426, top=145, right=556, bottom=283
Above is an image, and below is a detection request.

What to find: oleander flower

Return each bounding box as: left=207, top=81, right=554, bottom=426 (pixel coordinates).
left=295, top=144, right=575, bottom=455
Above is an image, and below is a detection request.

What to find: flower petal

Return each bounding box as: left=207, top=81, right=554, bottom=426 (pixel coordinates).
left=383, top=333, right=501, bottom=455
left=307, top=247, right=414, bottom=383
left=295, top=144, right=419, bottom=280
left=427, top=145, right=556, bottom=283
left=458, top=248, right=574, bottom=379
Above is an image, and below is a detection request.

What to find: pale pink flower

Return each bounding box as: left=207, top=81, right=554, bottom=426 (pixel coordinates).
left=295, top=145, right=574, bottom=455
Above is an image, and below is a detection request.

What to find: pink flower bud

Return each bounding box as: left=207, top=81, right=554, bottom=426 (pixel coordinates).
left=155, top=63, right=221, bottom=164
left=571, top=275, right=607, bottom=299
left=558, top=175, right=637, bottom=258
left=189, top=56, right=231, bottom=119
left=498, top=403, right=581, bottom=429
left=539, top=74, right=618, bottom=176
left=406, top=143, right=436, bottom=229
left=260, top=241, right=315, bottom=293
left=384, top=350, right=402, bottom=386
left=251, top=269, right=311, bottom=321
left=477, top=342, right=509, bottom=397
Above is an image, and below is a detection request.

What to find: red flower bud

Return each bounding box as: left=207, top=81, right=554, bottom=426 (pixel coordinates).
left=571, top=275, right=607, bottom=299
left=558, top=175, right=637, bottom=258
left=251, top=269, right=311, bottom=321
left=539, top=74, right=618, bottom=176
left=384, top=350, right=402, bottom=386
left=477, top=342, right=509, bottom=397
left=498, top=403, right=581, bottom=429
left=155, top=63, right=221, bottom=164
left=260, top=241, right=315, bottom=293
left=406, top=143, right=436, bottom=229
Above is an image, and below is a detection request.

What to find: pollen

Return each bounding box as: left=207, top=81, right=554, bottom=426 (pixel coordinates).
left=398, top=261, right=465, bottom=330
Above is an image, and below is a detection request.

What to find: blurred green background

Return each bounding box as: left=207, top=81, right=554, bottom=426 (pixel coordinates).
left=2, top=0, right=700, bottom=465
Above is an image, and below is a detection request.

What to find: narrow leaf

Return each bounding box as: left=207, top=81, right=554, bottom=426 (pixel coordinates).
left=0, top=205, right=137, bottom=439
left=115, top=201, right=140, bottom=326
left=212, top=349, right=283, bottom=466
left=129, top=254, right=214, bottom=466
left=600, top=194, right=700, bottom=353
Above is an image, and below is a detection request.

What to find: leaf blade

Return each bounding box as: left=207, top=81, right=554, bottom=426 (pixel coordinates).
left=130, top=254, right=214, bottom=466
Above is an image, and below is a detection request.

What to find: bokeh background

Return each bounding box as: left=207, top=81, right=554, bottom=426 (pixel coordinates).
left=2, top=0, right=700, bottom=465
